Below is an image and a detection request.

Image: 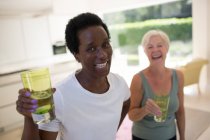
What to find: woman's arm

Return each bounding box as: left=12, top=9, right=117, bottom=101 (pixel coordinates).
left=21, top=117, right=40, bottom=140
left=118, top=98, right=130, bottom=129
left=175, top=70, right=185, bottom=140
left=21, top=117, right=58, bottom=140
left=17, top=89, right=58, bottom=140
left=128, top=74, right=160, bottom=121
left=128, top=74, right=147, bottom=121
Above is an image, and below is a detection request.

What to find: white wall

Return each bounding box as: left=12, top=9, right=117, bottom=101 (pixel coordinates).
left=192, top=0, right=208, bottom=58
left=208, top=0, right=210, bottom=92
left=192, top=0, right=210, bottom=93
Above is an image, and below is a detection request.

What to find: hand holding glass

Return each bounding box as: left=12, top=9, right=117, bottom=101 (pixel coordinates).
left=20, top=68, right=55, bottom=124
left=154, top=95, right=170, bottom=122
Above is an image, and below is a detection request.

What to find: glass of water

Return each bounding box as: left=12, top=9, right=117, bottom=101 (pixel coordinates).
left=154, top=95, right=170, bottom=122
left=20, top=67, right=56, bottom=124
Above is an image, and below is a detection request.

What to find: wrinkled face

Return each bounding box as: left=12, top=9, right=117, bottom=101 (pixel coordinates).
left=75, top=25, right=113, bottom=78
left=144, top=35, right=168, bottom=66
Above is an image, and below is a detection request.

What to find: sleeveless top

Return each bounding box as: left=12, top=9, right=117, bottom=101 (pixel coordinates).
left=132, top=69, right=179, bottom=140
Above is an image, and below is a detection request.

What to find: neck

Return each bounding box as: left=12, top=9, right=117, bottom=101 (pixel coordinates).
left=75, top=70, right=109, bottom=94
left=148, top=65, right=167, bottom=76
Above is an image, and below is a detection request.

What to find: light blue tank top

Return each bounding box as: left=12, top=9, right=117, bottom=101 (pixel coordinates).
left=132, top=69, right=179, bottom=140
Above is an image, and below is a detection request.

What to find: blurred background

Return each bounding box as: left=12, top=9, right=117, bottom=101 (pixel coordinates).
left=0, top=0, right=210, bottom=139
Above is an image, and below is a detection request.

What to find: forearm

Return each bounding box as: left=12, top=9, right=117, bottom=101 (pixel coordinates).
left=128, top=106, right=148, bottom=122
left=176, top=111, right=185, bottom=140
left=21, top=117, right=40, bottom=140
left=118, top=99, right=130, bottom=129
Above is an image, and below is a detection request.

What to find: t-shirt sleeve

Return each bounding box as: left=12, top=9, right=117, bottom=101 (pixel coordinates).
left=123, top=80, right=131, bottom=101
left=115, top=73, right=131, bottom=101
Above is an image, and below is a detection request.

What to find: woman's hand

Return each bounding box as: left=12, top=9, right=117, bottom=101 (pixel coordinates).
left=16, top=88, right=56, bottom=118
left=16, top=89, right=37, bottom=118
left=144, top=98, right=162, bottom=116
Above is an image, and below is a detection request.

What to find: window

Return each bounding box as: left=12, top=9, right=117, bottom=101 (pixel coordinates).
left=103, top=0, right=192, bottom=68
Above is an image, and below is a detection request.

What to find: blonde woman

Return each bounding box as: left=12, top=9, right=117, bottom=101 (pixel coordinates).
left=128, top=30, right=185, bottom=140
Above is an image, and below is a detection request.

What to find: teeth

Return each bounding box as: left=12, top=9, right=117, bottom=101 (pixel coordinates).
left=152, top=54, right=161, bottom=58
left=152, top=52, right=161, bottom=58
left=96, top=62, right=107, bottom=69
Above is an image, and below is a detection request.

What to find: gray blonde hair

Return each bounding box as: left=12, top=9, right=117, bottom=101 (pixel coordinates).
left=141, top=30, right=170, bottom=49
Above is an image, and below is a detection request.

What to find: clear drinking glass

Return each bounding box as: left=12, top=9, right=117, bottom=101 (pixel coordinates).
left=20, top=68, right=55, bottom=124
left=154, top=95, right=170, bottom=122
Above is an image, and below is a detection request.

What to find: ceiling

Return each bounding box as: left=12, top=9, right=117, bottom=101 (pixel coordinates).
left=0, top=0, right=52, bottom=17
left=0, top=0, right=177, bottom=17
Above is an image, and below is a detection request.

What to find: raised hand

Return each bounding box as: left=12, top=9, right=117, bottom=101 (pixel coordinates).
left=16, top=89, right=38, bottom=118
left=144, top=98, right=162, bottom=116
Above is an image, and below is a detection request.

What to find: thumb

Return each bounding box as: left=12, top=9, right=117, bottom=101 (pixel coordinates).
left=52, top=88, right=56, bottom=93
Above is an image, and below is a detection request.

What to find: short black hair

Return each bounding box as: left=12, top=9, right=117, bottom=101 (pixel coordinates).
left=65, top=12, right=110, bottom=54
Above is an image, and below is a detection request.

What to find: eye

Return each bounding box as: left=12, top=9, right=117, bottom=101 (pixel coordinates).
left=157, top=44, right=163, bottom=48
left=147, top=45, right=153, bottom=49
left=87, top=46, right=96, bottom=52
left=103, top=40, right=111, bottom=48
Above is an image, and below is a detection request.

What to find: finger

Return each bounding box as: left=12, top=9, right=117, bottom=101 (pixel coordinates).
left=145, top=103, right=156, bottom=115
left=16, top=99, right=37, bottom=110
left=17, top=97, right=38, bottom=112
left=18, top=88, right=29, bottom=95
left=147, top=99, right=162, bottom=111
left=17, top=89, right=36, bottom=118
left=18, top=93, right=34, bottom=103
left=52, top=88, right=56, bottom=93
left=16, top=101, right=36, bottom=118
left=16, top=106, right=33, bottom=118
left=16, top=92, right=38, bottom=115
left=146, top=99, right=161, bottom=116
left=50, top=88, right=56, bottom=95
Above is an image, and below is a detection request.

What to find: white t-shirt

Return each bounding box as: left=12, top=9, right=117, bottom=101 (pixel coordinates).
left=39, top=71, right=130, bottom=140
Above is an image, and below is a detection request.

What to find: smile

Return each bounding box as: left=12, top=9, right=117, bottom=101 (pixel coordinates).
left=95, top=62, right=107, bottom=69
left=152, top=52, right=162, bottom=59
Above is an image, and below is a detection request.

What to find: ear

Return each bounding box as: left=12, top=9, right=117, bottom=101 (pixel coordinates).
left=73, top=53, right=80, bottom=62
left=166, top=45, right=169, bottom=53
left=143, top=47, right=147, bottom=54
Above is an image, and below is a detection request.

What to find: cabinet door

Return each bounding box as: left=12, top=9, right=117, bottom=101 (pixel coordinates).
left=0, top=82, right=22, bottom=107
left=0, top=19, right=26, bottom=65
left=0, top=105, right=23, bottom=132
left=0, top=82, right=23, bottom=132
left=22, top=16, right=52, bottom=59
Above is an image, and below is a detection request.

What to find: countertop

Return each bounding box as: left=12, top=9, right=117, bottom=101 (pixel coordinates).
left=0, top=54, right=74, bottom=76
left=0, top=54, right=81, bottom=86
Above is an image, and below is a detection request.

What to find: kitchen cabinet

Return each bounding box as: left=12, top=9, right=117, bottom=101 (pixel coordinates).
left=0, top=16, right=52, bottom=66
left=0, top=75, right=24, bottom=133
left=22, top=16, right=52, bottom=59
left=0, top=61, right=80, bottom=134
left=0, top=82, right=22, bottom=107
left=0, top=19, right=26, bottom=65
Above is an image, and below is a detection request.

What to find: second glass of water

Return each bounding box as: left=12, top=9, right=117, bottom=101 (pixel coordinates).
left=154, top=95, right=170, bottom=123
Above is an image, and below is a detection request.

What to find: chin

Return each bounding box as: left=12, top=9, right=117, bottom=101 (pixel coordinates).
left=97, top=66, right=110, bottom=76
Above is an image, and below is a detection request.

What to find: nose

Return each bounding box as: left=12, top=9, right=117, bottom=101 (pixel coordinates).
left=96, top=48, right=107, bottom=59
left=152, top=46, right=159, bottom=51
